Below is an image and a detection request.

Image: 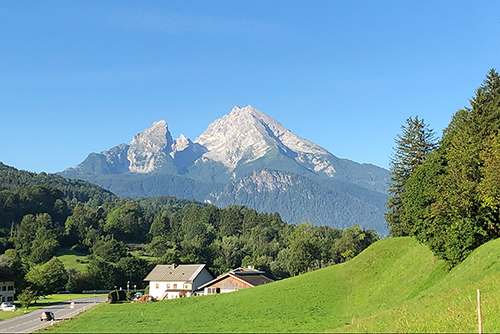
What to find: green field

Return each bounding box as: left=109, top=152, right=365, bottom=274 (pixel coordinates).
left=41, top=237, right=500, bottom=332
left=56, top=248, right=89, bottom=272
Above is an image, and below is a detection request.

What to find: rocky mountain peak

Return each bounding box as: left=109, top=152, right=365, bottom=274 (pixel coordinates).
left=194, top=105, right=276, bottom=170
left=229, top=104, right=259, bottom=115
left=194, top=105, right=335, bottom=176
left=173, top=134, right=190, bottom=150
left=127, top=120, right=174, bottom=173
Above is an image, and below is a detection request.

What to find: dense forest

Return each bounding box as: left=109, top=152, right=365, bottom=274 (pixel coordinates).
left=0, top=163, right=378, bottom=296
left=387, top=69, right=500, bottom=266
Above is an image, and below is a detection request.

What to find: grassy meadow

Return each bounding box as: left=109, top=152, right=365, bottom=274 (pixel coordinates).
left=55, top=248, right=89, bottom=272
left=41, top=237, right=500, bottom=332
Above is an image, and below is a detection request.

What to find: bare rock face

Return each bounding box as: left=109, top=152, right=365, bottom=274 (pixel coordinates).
left=170, top=134, right=207, bottom=174
left=127, top=120, right=174, bottom=173
left=194, top=105, right=336, bottom=177
left=101, top=143, right=131, bottom=173
left=235, top=169, right=296, bottom=193
left=62, top=104, right=389, bottom=193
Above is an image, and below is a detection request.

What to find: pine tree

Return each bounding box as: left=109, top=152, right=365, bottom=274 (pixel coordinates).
left=386, top=116, right=436, bottom=236
left=405, top=69, right=500, bottom=265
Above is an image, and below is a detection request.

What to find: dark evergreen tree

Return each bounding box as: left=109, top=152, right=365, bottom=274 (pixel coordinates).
left=402, top=69, right=500, bottom=265
left=386, top=116, right=436, bottom=236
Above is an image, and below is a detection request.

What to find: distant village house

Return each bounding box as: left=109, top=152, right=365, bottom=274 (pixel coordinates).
left=196, top=267, right=275, bottom=295
left=0, top=271, right=16, bottom=302
left=144, top=264, right=214, bottom=300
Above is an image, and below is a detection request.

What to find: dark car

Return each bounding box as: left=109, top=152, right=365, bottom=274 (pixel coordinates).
left=40, top=311, right=55, bottom=321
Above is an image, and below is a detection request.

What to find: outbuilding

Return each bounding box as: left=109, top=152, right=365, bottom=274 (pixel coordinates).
left=196, top=267, right=275, bottom=295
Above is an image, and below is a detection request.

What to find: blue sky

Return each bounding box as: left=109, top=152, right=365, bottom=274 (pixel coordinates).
left=1, top=1, right=499, bottom=173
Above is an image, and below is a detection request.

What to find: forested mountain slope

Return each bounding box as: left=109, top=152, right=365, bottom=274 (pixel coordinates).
left=0, top=162, right=378, bottom=293
left=207, top=169, right=387, bottom=232
left=0, top=162, right=116, bottom=205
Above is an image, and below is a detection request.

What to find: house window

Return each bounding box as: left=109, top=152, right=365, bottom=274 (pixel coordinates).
left=166, top=284, right=170, bottom=289
left=206, top=287, right=216, bottom=294
left=184, top=284, right=191, bottom=290
left=7, top=296, right=13, bottom=302
left=173, top=284, right=177, bottom=289
left=1, top=286, right=6, bottom=291
left=7, top=286, right=13, bottom=291
left=155, top=283, right=159, bottom=289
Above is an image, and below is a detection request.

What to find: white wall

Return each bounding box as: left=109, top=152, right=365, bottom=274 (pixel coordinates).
left=149, top=280, right=189, bottom=300
left=0, top=281, right=15, bottom=302
left=148, top=267, right=214, bottom=300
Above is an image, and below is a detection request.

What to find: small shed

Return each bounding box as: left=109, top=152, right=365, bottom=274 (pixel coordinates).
left=196, top=267, right=275, bottom=295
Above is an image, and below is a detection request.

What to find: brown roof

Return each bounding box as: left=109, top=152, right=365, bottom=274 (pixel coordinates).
left=232, top=273, right=275, bottom=286
left=196, top=269, right=275, bottom=291
left=0, top=271, right=17, bottom=282
left=144, top=264, right=209, bottom=282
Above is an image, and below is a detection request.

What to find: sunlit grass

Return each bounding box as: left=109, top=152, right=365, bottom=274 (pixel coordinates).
left=56, top=248, right=89, bottom=272
left=42, top=237, right=500, bottom=333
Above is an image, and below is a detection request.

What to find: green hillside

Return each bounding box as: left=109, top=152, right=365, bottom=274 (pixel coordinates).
left=56, top=248, right=89, bottom=272
left=208, top=169, right=388, bottom=233
left=43, top=237, right=500, bottom=333
left=0, top=162, right=117, bottom=204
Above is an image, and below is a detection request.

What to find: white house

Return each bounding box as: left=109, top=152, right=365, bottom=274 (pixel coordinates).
left=0, top=271, right=16, bottom=303
left=144, top=263, right=214, bottom=300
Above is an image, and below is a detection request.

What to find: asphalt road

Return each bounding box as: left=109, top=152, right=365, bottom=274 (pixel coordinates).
left=0, top=296, right=107, bottom=333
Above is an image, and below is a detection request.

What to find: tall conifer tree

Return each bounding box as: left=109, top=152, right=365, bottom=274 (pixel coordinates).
left=404, top=69, right=500, bottom=265
left=386, top=116, right=436, bottom=236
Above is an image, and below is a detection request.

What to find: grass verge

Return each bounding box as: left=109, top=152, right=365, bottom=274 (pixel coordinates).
left=41, top=237, right=500, bottom=332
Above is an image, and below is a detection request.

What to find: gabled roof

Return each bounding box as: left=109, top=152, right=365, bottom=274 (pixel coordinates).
left=144, top=264, right=209, bottom=282
left=232, top=272, right=275, bottom=286
left=0, top=270, right=17, bottom=282
left=196, top=268, right=275, bottom=291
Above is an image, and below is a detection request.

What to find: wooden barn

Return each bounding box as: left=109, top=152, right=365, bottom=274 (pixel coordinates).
left=196, top=267, right=275, bottom=295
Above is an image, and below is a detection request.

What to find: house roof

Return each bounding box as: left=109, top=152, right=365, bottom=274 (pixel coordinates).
left=196, top=269, right=275, bottom=291
left=144, top=264, right=208, bottom=283
left=232, top=272, right=275, bottom=286
left=0, top=271, right=17, bottom=282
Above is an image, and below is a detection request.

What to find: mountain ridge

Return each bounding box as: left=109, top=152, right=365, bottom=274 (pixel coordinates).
left=60, top=105, right=390, bottom=233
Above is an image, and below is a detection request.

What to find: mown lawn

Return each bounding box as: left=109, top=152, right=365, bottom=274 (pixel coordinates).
left=41, top=237, right=500, bottom=333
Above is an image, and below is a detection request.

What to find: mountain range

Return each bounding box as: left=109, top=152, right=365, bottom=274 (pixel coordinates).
left=60, top=105, right=390, bottom=233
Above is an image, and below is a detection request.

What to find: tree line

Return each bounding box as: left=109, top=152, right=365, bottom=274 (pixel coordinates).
left=386, top=69, right=500, bottom=266
left=0, top=165, right=379, bottom=297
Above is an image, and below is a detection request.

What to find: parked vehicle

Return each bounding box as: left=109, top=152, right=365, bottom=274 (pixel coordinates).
left=40, top=311, right=55, bottom=321
left=130, top=292, right=144, bottom=301
left=0, top=302, right=17, bottom=312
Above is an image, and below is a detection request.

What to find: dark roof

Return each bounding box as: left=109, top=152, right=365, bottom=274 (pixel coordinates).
left=196, top=269, right=275, bottom=291
left=232, top=273, right=275, bottom=286
left=0, top=271, right=17, bottom=282
left=144, top=264, right=210, bottom=282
